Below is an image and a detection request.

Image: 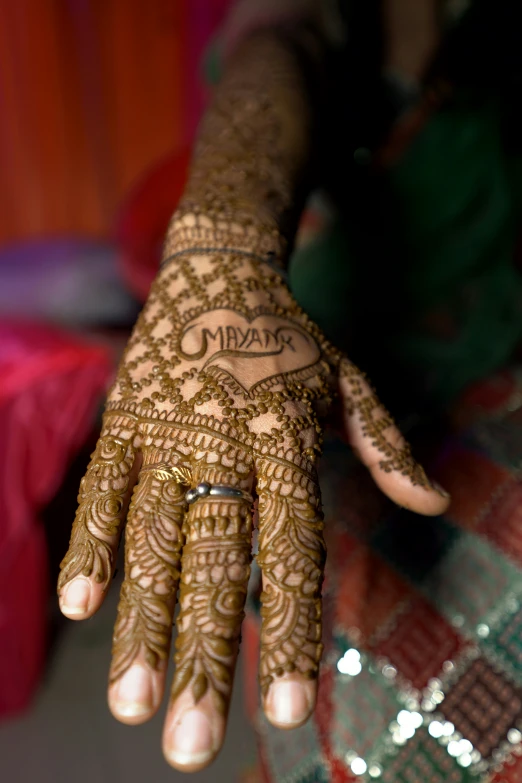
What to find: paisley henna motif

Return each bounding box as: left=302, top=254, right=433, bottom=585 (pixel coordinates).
left=256, top=457, right=325, bottom=696
left=59, top=249, right=431, bottom=706
left=110, top=468, right=186, bottom=682
left=58, top=422, right=136, bottom=592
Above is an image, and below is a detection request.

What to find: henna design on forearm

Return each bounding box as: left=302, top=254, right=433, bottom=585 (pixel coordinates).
left=59, top=247, right=436, bottom=708
left=165, top=31, right=318, bottom=263
left=172, top=497, right=252, bottom=716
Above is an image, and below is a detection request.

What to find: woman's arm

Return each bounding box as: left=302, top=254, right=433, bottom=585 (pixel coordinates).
left=58, top=21, right=449, bottom=775
left=165, top=28, right=322, bottom=264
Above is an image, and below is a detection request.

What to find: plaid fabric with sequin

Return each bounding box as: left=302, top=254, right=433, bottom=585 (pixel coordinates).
left=243, top=367, right=522, bottom=782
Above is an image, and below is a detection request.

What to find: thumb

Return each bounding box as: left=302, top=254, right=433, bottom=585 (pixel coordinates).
left=338, top=358, right=450, bottom=516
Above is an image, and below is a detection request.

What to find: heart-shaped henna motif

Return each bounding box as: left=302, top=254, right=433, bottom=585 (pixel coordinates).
left=176, top=309, right=321, bottom=395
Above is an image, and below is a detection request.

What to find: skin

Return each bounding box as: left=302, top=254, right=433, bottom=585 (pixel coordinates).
left=58, top=250, right=449, bottom=773
left=58, top=20, right=448, bottom=774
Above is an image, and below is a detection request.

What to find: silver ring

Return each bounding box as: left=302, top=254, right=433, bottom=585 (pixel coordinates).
left=185, top=482, right=253, bottom=505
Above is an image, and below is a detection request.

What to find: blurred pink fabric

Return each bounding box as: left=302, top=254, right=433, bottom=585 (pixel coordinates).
left=0, top=321, right=111, bottom=718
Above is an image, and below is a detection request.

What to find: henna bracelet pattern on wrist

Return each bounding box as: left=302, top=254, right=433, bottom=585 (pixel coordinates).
left=160, top=247, right=288, bottom=282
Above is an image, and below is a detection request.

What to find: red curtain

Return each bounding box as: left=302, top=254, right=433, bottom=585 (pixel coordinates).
left=0, top=0, right=228, bottom=245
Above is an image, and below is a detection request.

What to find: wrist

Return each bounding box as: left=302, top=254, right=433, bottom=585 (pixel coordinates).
left=154, top=243, right=290, bottom=300
left=160, top=247, right=289, bottom=288
left=163, top=207, right=288, bottom=266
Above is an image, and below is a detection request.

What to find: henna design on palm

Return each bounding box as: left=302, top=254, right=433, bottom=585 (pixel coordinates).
left=58, top=30, right=448, bottom=773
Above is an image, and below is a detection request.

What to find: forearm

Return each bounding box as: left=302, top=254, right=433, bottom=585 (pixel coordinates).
left=164, top=29, right=320, bottom=265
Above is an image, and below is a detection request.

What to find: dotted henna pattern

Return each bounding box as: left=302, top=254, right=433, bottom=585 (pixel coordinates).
left=58, top=30, right=435, bottom=720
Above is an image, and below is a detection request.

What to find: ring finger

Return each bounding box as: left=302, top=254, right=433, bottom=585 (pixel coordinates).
left=162, top=451, right=254, bottom=772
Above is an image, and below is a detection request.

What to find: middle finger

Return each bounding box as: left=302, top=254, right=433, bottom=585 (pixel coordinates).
left=108, top=451, right=189, bottom=723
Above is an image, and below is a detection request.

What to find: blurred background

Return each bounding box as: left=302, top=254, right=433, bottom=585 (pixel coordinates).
left=0, top=1, right=257, bottom=780
left=4, top=2, right=522, bottom=782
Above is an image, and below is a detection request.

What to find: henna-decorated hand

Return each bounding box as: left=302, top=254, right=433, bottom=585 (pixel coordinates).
left=58, top=244, right=449, bottom=772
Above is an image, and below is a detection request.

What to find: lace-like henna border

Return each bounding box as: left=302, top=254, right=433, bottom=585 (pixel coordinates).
left=160, top=246, right=289, bottom=282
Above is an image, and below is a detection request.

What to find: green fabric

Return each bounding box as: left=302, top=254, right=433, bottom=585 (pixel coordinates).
left=289, top=221, right=354, bottom=344
left=206, top=22, right=522, bottom=404
left=290, top=99, right=522, bottom=403
left=203, top=42, right=222, bottom=86
left=392, top=101, right=514, bottom=307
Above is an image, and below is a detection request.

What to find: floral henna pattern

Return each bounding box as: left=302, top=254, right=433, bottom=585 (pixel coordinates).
left=58, top=419, right=136, bottom=592
left=172, top=496, right=253, bottom=716
left=256, top=456, right=325, bottom=697
left=340, top=358, right=433, bottom=488
left=110, top=466, right=187, bottom=683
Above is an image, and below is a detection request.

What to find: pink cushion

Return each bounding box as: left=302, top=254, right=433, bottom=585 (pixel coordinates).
left=0, top=320, right=111, bottom=718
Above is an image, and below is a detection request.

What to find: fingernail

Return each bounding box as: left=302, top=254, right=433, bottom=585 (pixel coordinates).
left=166, top=709, right=214, bottom=767
left=61, top=579, right=90, bottom=615
left=267, top=680, right=310, bottom=726
left=431, top=480, right=450, bottom=499
left=114, top=665, right=153, bottom=717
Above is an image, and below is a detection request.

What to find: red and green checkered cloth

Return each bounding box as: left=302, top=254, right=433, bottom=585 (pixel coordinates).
left=243, top=366, right=522, bottom=782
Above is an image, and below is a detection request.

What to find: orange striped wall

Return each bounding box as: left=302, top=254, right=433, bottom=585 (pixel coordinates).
left=0, top=0, right=189, bottom=244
